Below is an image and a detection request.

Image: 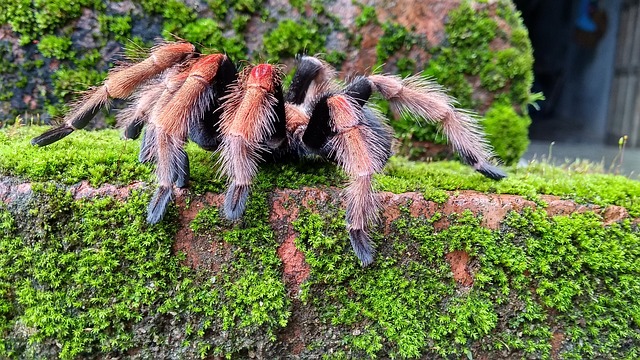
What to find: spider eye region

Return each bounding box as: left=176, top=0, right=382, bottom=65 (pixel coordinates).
left=248, top=64, right=276, bottom=92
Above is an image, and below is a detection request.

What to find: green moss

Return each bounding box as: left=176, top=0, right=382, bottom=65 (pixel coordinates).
left=0, top=185, right=180, bottom=358
left=1, top=127, right=639, bottom=217
left=410, top=1, right=535, bottom=163
left=178, top=18, right=247, bottom=61
left=482, top=100, right=531, bottom=165
left=382, top=157, right=640, bottom=217
left=375, top=21, right=418, bottom=72
left=36, top=35, right=75, bottom=60
left=294, top=203, right=639, bottom=358
left=1, top=119, right=639, bottom=359
left=355, top=5, right=378, bottom=28
left=263, top=19, right=326, bottom=60
left=207, top=0, right=230, bottom=21
left=98, top=15, right=132, bottom=43
left=0, top=174, right=290, bottom=358
left=1, top=0, right=102, bottom=45
left=0, top=127, right=150, bottom=186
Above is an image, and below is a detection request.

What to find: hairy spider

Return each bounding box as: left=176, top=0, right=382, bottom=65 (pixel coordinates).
left=32, top=41, right=505, bottom=266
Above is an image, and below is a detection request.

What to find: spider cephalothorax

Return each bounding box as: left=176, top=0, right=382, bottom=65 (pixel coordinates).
left=32, top=41, right=505, bottom=266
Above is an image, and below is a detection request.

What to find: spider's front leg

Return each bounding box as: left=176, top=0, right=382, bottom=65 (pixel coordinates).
left=31, top=41, right=196, bottom=146
left=218, top=64, right=287, bottom=220
left=302, top=78, right=393, bottom=266
left=145, top=53, right=234, bottom=223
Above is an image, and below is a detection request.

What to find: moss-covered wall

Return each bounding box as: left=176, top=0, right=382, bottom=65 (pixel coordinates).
left=0, top=127, right=638, bottom=359
left=1, top=0, right=533, bottom=165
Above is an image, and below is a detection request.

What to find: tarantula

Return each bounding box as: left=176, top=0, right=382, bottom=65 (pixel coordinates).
left=32, top=41, right=505, bottom=266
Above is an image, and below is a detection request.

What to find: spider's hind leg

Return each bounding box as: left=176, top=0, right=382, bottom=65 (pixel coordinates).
left=302, top=79, right=393, bottom=266
left=367, top=74, right=506, bottom=179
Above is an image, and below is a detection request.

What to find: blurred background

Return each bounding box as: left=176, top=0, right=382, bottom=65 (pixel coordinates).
left=514, top=0, right=640, bottom=175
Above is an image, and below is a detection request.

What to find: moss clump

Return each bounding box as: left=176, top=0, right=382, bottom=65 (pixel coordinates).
left=178, top=18, right=247, bottom=61
left=381, top=157, right=640, bottom=217
left=482, top=100, right=531, bottom=165
left=294, top=205, right=639, bottom=359
left=97, top=15, right=132, bottom=43
left=0, top=126, right=150, bottom=186
left=375, top=21, right=418, bottom=73
left=1, top=118, right=639, bottom=358
left=0, top=180, right=290, bottom=358
left=1, top=126, right=639, bottom=217
left=36, top=35, right=75, bottom=60
left=263, top=19, right=326, bottom=60
left=0, top=0, right=103, bottom=45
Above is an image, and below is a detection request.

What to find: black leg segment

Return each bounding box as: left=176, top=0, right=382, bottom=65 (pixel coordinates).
left=285, top=56, right=324, bottom=105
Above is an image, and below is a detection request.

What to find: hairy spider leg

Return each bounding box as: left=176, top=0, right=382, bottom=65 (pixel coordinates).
left=284, top=56, right=339, bottom=157
left=188, top=56, right=237, bottom=151
left=146, top=54, right=229, bottom=224
left=31, top=42, right=196, bottom=146
left=285, top=56, right=336, bottom=106
left=135, top=67, right=191, bottom=164
left=302, top=80, right=393, bottom=266
left=118, top=66, right=185, bottom=142
left=367, top=74, right=506, bottom=179
left=218, top=64, right=287, bottom=220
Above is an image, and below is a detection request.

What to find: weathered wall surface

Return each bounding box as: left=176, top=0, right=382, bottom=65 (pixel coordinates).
left=0, top=127, right=639, bottom=359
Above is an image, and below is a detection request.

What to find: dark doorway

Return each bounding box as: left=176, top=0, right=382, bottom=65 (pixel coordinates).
left=514, top=0, right=623, bottom=144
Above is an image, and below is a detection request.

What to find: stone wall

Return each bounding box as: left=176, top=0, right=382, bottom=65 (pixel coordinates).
left=0, top=127, right=638, bottom=359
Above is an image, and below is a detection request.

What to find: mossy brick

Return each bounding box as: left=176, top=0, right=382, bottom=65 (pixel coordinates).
left=0, top=124, right=638, bottom=358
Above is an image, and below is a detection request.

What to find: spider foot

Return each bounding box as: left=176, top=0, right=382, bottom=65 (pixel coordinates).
left=349, top=229, right=376, bottom=267
left=223, top=183, right=250, bottom=220
left=147, top=185, right=173, bottom=224
left=476, top=162, right=507, bottom=180
left=124, top=119, right=144, bottom=140
left=31, top=125, right=75, bottom=146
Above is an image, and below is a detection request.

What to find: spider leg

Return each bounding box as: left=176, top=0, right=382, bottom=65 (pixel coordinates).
left=138, top=124, right=157, bottom=164
left=118, top=75, right=170, bottom=141
left=124, top=120, right=145, bottom=140
left=218, top=64, right=286, bottom=220
left=367, top=74, right=506, bottom=179
left=188, top=56, right=237, bottom=151
left=302, top=81, right=393, bottom=266
left=31, top=41, right=196, bottom=146
left=120, top=66, right=190, bottom=164
left=285, top=55, right=336, bottom=105
left=146, top=53, right=230, bottom=223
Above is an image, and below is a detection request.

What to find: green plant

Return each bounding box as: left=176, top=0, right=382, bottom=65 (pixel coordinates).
left=263, top=19, right=325, bottom=59
left=375, top=21, right=417, bottom=68
left=177, top=18, right=247, bottom=60
left=98, top=15, right=132, bottom=43
left=481, top=100, right=531, bottom=165
left=37, top=35, right=75, bottom=60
